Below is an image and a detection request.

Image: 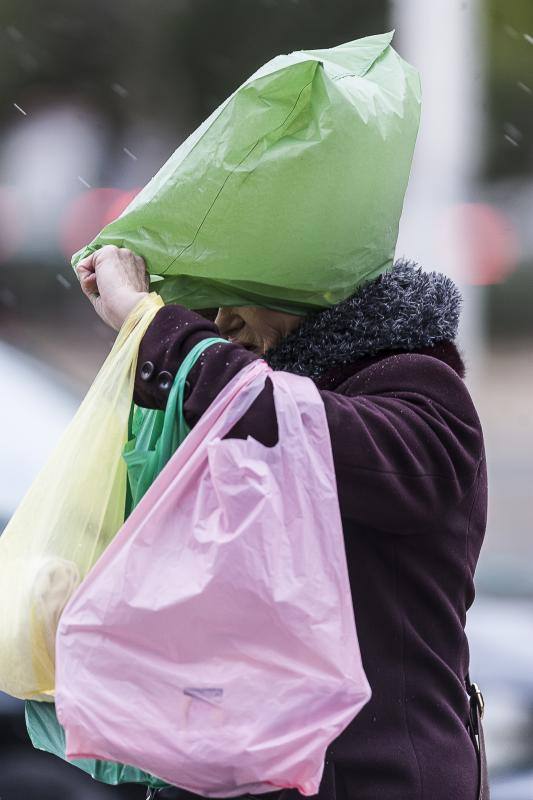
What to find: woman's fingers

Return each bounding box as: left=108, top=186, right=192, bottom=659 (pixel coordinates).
left=93, top=246, right=148, bottom=295
left=74, top=246, right=149, bottom=331
left=75, top=252, right=96, bottom=275
left=75, top=254, right=98, bottom=297
left=77, top=269, right=98, bottom=298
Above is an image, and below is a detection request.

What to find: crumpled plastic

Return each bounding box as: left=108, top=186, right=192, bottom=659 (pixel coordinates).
left=0, top=293, right=163, bottom=700
left=71, top=31, right=421, bottom=314
left=55, top=360, right=371, bottom=797
left=24, top=336, right=227, bottom=792
left=25, top=700, right=168, bottom=789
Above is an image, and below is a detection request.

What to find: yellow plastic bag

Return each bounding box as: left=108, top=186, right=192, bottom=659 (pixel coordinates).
left=0, top=292, right=164, bottom=700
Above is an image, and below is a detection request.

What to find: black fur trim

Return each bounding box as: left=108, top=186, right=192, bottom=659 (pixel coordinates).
left=264, top=259, right=462, bottom=381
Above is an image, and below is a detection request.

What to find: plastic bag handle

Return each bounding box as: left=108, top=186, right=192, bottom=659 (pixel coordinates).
left=159, top=336, right=228, bottom=465
left=124, top=337, right=228, bottom=515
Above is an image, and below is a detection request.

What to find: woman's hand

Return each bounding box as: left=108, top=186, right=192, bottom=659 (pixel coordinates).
left=75, top=245, right=150, bottom=331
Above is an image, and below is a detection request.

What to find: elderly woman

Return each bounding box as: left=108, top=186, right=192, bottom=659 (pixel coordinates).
left=77, top=243, right=488, bottom=800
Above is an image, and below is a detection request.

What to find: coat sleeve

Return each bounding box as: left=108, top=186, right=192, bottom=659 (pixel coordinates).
left=133, top=304, right=278, bottom=446
left=134, top=305, right=484, bottom=534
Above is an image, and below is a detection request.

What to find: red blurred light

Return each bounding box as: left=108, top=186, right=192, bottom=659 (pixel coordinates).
left=103, top=188, right=140, bottom=225
left=442, top=203, right=519, bottom=285
left=60, top=187, right=141, bottom=260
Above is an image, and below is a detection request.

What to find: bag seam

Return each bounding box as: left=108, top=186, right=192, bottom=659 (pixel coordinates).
left=159, top=74, right=317, bottom=277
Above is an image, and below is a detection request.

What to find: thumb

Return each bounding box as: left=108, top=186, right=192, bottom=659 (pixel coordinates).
left=76, top=261, right=99, bottom=299
left=81, top=271, right=99, bottom=296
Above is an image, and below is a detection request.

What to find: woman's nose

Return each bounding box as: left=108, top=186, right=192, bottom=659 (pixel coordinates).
left=215, top=307, right=243, bottom=338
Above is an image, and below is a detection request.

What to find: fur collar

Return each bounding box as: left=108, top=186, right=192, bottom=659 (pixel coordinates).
left=264, top=259, right=462, bottom=382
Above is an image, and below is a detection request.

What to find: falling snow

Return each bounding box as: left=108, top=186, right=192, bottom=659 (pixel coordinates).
left=56, top=274, right=72, bottom=289
left=77, top=176, right=91, bottom=188
left=111, top=83, right=129, bottom=98
left=6, top=25, right=23, bottom=42
left=123, top=147, right=138, bottom=161
left=503, top=123, right=522, bottom=147
left=518, top=82, right=532, bottom=95
left=13, top=103, right=27, bottom=116
left=504, top=25, right=520, bottom=39
left=524, top=33, right=533, bottom=46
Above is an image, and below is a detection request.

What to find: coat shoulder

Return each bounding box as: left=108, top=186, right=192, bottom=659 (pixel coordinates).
left=337, top=351, right=484, bottom=443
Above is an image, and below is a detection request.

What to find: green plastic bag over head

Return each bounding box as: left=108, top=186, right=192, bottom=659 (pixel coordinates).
left=72, top=31, right=421, bottom=314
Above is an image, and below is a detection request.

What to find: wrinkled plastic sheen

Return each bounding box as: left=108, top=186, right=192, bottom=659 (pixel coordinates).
left=0, top=292, right=163, bottom=700
left=71, top=31, right=421, bottom=314
left=56, top=360, right=371, bottom=797
left=25, top=701, right=168, bottom=789
left=24, top=337, right=228, bottom=790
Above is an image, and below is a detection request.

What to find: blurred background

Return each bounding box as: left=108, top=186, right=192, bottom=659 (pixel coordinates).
left=0, top=0, right=532, bottom=798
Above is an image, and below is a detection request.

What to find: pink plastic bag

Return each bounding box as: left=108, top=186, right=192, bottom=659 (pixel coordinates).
left=55, top=361, right=370, bottom=797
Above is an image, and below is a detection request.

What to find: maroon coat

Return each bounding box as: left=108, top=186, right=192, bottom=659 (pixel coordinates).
left=135, top=263, right=487, bottom=800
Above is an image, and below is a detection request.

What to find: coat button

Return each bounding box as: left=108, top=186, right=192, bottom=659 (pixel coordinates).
left=139, top=360, right=155, bottom=381
left=157, top=370, right=174, bottom=392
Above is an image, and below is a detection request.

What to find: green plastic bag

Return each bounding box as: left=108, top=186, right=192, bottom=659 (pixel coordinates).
left=26, top=337, right=228, bottom=789
left=123, top=337, right=227, bottom=510
left=25, top=700, right=167, bottom=789
left=71, top=31, right=421, bottom=314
